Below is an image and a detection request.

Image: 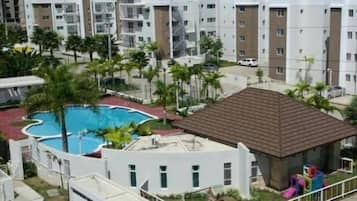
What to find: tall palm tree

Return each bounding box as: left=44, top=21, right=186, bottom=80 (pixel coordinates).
left=102, top=55, right=123, bottom=90
left=295, top=81, right=310, bottom=100
left=81, top=36, right=97, bottom=62
left=86, top=60, right=103, bottom=89
left=65, top=35, right=83, bottom=63
left=43, top=30, right=62, bottom=57
left=128, top=49, right=149, bottom=78
left=124, top=61, right=138, bottom=85
left=153, top=80, right=176, bottom=106
left=31, top=27, right=45, bottom=55
left=145, top=41, right=159, bottom=59
left=23, top=65, right=100, bottom=153
left=344, top=96, right=357, bottom=125
left=191, top=64, right=203, bottom=101
left=143, top=66, right=159, bottom=102
left=201, top=72, right=224, bottom=101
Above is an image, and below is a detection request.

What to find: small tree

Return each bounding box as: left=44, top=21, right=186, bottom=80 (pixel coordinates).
left=31, top=27, right=45, bottom=55
left=143, top=66, right=159, bottom=102
left=95, top=35, right=118, bottom=59
left=65, top=35, right=83, bottom=63
left=81, top=36, right=97, bottom=62
left=128, top=49, right=149, bottom=78
left=256, top=68, right=264, bottom=83
left=43, top=30, right=62, bottom=57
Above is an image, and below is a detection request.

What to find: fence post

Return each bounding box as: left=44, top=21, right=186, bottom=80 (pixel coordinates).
left=342, top=181, right=345, bottom=198
left=320, top=189, right=324, bottom=201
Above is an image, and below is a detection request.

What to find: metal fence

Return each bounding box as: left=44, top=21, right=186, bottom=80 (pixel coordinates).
left=289, top=176, right=357, bottom=201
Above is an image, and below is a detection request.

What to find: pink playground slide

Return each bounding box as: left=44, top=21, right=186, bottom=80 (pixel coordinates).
left=282, top=187, right=296, bottom=199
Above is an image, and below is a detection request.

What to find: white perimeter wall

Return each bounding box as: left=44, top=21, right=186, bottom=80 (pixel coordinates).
left=102, top=143, right=251, bottom=199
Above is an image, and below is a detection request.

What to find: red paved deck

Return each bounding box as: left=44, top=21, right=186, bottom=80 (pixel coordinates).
left=99, top=96, right=181, bottom=121
left=0, top=107, right=27, bottom=140
left=0, top=96, right=181, bottom=141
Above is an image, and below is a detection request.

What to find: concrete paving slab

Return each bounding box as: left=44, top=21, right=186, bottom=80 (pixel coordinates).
left=14, top=181, right=43, bottom=201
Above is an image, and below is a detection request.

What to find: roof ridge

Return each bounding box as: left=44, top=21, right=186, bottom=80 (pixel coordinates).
left=277, top=93, right=283, bottom=158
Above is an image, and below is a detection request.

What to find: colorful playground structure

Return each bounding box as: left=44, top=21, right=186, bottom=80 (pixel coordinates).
left=282, top=165, right=326, bottom=199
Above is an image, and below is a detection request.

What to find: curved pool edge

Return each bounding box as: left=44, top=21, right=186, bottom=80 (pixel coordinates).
left=21, top=104, right=157, bottom=155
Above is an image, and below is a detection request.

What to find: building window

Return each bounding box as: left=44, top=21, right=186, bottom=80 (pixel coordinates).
left=138, top=36, right=144, bottom=41
left=276, top=48, right=284, bottom=56
left=239, top=20, right=245, bottom=28
left=183, top=5, right=188, bottom=11
left=160, top=166, right=168, bottom=188
left=324, top=9, right=327, bottom=14
left=207, top=17, right=216, bottom=23
left=348, top=31, right=353, bottom=39
left=347, top=53, right=352, bottom=61
left=201, top=18, right=204, bottom=22
left=42, top=16, right=49, bottom=20
left=224, top=162, right=232, bottom=185
left=251, top=161, right=258, bottom=182
left=239, top=7, right=245, bottom=13
left=192, top=165, right=200, bottom=188
left=276, top=28, right=284, bottom=37
left=239, top=50, right=246, bottom=56
left=349, top=9, right=354, bottom=17
left=147, top=22, right=150, bottom=27
left=346, top=74, right=351, bottom=81
left=355, top=54, right=357, bottom=61
left=207, top=4, right=215, bottom=9
left=57, top=26, right=64, bottom=30
left=300, top=9, right=303, bottom=14
left=184, top=20, right=188, bottom=26
left=299, top=49, right=303, bottom=53
left=277, top=9, right=285, bottom=17
left=147, top=37, right=151, bottom=42
left=276, top=66, right=284, bottom=74
left=240, top=35, right=245, bottom=42
left=262, top=34, right=265, bottom=39
left=262, top=49, right=265, bottom=54
left=262, top=5, right=266, bottom=11
left=129, top=165, right=136, bottom=187
left=262, top=20, right=265, bottom=25
left=56, top=15, right=63, bottom=20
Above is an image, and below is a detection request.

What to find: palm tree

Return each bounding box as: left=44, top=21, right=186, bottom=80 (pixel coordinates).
left=102, top=55, right=123, bottom=90
left=128, top=49, right=149, bottom=78
left=295, top=81, right=310, bottom=100
left=81, top=36, right=97, bottom=62
left=96, top=125, right=134, bottom=149
left=256, top=68, right=264, bottom=83
left=86, top=60, right=103, bottom=89
left=191, top=64, right=203, bottom=101
left=65, top=35, right=83, bottom=63
left=43, top=30, right=62, bottom=57
left=153, top=80, right=176, bottom=106
left=344, top=96, right=357, bottom=125
left=23, top=65, right=100, bottom=153
left=201, top=72, right=224, bottom=101
left=143, top=66, right=159, bottom=102
left=124, top=61, right=138, bottom=85
left=313, top=82, right=327, bottom=97
left=145, top=41, right=159, bottom=59
left=31, top=27, right=45, bottom=55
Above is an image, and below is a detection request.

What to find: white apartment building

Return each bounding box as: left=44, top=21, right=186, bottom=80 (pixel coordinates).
left=118, top=0, right=217, bottom=59
left=218, top=0, right=357, bottom=94
left=24, top=0, right=118, bottom=40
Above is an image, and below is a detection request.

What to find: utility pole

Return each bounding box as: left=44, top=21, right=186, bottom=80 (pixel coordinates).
left=163, top=67, right=167, bottom=125
left=106, top=16, right=112, bottom=59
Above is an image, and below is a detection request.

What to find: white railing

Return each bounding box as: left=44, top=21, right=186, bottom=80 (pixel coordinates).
left=289, top=176, right=357, bottom=201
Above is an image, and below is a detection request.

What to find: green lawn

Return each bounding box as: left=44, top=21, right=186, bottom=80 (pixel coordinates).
left=247, top=189, right=284, bottom=201
left=219, top=60, right=237, bottom=68
left=24, top=177, right=68, bottom=201
left=139, top=119, right=172, bottom=130
left=325, top=163, right=357, bottom=184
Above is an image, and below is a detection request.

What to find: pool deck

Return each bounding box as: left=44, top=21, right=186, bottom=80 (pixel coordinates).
left=0, top=96, right=181, bottom=141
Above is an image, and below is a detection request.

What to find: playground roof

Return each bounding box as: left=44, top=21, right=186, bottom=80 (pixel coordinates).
left=173, top=87, right=357, bottom=158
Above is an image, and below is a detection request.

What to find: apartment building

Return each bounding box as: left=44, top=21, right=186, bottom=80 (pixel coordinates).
left=1, top=0, right=26, bottom=27
left=118, top=0, right=217, bottom=59
left=24, top=0, right=118, bottom=40
left=217, top=0, right=357, bottom=94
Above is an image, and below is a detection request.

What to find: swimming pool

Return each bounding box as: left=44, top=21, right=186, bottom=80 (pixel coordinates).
left=23, top=105, right=154, bottom=154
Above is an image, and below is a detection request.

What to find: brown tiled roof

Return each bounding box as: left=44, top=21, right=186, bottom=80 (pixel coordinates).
left=173, top=88, right=357, bottom=158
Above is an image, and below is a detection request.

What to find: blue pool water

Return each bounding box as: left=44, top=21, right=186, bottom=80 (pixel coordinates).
left=25, top=105, right=152, bottom=154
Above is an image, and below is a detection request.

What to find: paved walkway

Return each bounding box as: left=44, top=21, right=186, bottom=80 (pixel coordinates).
left=0, top=96, right=181, bottom=141
left=342, top=193, right=357, bottom=201
left=14, top=181, right=44, bottom=201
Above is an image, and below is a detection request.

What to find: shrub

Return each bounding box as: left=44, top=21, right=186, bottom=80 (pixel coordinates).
left=23, top=162, right=37, bottom=178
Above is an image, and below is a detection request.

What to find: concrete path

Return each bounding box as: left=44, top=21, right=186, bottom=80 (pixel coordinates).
left=342, top=193, right=357, bottom=201
left=14, top=181, right=43, bottom=201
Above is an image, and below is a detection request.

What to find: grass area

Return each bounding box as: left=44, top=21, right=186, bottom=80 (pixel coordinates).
left=325, top=162, right=357, bottom=184
left=139, top=119, right=172, bottom=130
left=218, top=60, right=237, bottom=68
left=248, top=189, right=284, bottom=201
left=10, top=120, right=37, bottom=127
left=24, top=177, right=68, bottom=201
